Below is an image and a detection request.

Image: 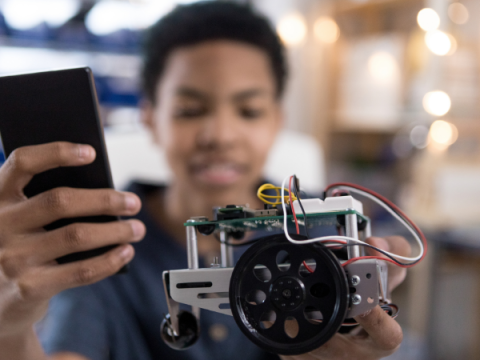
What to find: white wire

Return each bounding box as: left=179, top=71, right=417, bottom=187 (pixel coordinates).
left=281, top=175, right=424, bottom=262
left=329, top=186, right=424, bottom=261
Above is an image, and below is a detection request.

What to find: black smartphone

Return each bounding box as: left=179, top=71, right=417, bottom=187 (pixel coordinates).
left=0, top=67, right=125, bottom=268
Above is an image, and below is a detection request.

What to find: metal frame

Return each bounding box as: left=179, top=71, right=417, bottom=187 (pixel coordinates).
left=162, top=202, right=388, bottom=338
left=164, top=258, right=387, bottom=319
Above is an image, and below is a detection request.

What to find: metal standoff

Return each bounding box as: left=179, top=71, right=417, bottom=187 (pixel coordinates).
left=345, top=213, right=360, bottom=259
left=186, top=219, right=199, bottom=270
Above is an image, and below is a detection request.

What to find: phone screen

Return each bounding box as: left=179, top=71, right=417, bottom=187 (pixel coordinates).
left=0, top=67, right=121, bottom=265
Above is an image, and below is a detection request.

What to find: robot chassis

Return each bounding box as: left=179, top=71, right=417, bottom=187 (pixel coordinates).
left=160, top=195, right=392, bottom=355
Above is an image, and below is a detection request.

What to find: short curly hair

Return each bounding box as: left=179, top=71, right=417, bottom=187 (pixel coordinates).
left=141, top=1, right=287, bottom=103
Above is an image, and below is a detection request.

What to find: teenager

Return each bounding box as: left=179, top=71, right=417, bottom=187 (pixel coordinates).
left=0, top=3, right=408, bottom=359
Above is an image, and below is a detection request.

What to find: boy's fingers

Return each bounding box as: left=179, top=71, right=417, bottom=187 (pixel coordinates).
left=20, top=244, right=135, bottom=300
left=365, top=236, right=411, bottom=258
left=0, top=142, right=95, bottom=199
left=9, top=188, right=141, bottom=231
left=32, top=220, right=145, bottom=263
left=365, top=236, right=411, bottom=292
left=384, top=236, right=411, bottom=258
left=364, top=237, right=390, bottom=256
left=354, top=306, right=403, bottom=355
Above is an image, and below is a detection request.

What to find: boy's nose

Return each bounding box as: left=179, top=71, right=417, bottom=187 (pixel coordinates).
left=197, top=110, right=240, bottom=149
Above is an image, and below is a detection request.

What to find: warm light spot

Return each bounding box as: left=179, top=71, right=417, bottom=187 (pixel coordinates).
left=423, top=91, right=451, bottom=116
left=313, top=17, right=339, bottom=44
left=448, top=3, right=469, bottom=25
left=277, top=13, right=307, bottom=46
left=367, top=51, right=399, bottom=83
left=417, top=8, right=440, bottom=31
left=429, top=120, right=458, bottom=146
left=425, top=30, right=453, bottom=56
left=447, top=34, right=457, bottom=56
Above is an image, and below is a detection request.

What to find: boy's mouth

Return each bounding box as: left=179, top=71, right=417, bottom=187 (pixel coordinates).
left=190, top=162, right=247, bottom=185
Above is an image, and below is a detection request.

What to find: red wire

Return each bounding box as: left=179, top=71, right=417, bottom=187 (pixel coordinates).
left=326, top=182, right=428, bottom=267
left=289, top=176, right=315, bottom=273
left=342, top=255, right=413, bottom=268
left=289, top=176, right=300, bottom=235
left=324, top=240, right=347, bottom=245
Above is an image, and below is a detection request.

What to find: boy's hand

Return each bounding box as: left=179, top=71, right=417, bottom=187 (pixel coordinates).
left=0, top=142, right=145, bottom=339
left=280, top=236, right=411, bottom=360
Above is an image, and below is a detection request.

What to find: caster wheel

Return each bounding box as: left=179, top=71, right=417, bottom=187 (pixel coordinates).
left=161, top=311, right=199, bottom=350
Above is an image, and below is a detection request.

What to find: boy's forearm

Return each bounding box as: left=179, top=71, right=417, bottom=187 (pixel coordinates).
left=0, top=327, right=48, bottom=360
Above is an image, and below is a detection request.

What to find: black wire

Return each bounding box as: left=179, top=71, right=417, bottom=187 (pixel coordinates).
left=299, top=190, right=309, bottom=198
left=215, top=184, right=421, bottom=265
left=213, top=231, right=419, bottom=265
left=213, top=232, right=419, bottom=266
left=293, top=175, right=311, bottom=239
left=326, top=186, right=421, bottom=239
left=329, top=242, right=421, bottom=267
left=326, top=185, right=425, bottom=261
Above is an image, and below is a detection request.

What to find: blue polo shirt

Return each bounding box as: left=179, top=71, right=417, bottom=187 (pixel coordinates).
left=39, top=182, right=278, bottom=360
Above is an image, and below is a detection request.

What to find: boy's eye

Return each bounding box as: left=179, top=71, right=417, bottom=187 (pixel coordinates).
left=174, top=106, right=207, bottom=118
left=239, top=107, right=265, bottom=119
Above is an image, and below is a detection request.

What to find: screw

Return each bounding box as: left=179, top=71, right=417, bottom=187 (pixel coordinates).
left=352, top=295, right=362, bottom=305
left=210, top=256, right=220, bottom=268
left=351, top=275, right=361, bottom=286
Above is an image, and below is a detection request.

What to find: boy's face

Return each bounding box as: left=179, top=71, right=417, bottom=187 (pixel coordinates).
left=144, top=40, right=282, bottom=196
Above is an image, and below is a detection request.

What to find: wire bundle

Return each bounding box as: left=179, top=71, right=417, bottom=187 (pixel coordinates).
left=280, top=175, right=428, bottom=268
left=257, top=183, right=297, bottom=206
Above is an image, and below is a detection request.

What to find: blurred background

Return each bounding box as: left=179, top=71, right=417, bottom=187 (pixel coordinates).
left=0, top=0, right=479, bottom=359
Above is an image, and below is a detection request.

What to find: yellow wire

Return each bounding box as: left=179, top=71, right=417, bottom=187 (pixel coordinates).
left=257, top=183, right=297, bottom=206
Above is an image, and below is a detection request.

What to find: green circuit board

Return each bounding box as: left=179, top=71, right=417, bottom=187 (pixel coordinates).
left=184, top=209, right=368, bottom=234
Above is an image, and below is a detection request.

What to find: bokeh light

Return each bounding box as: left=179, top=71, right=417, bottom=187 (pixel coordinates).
left=2, top=0, right=80, bottom=30
left=423, top=91, right=451, bottom=116
left=86, top=1, right=133, bottom=36
left=425, top=30, right=453, bottom=56
left=448, top=3, right=469, bottom=25
left=447, top=34, right=458, bottom=56
left=313, top=17, right=339, bottom=44
left=367, top=51, right=399, bottom=83
left=85, top=0, right=176, bottom=36
left=417, top=8, right=440, bottom=31
left=277, top=13, right=307, bottom=46
left=410, top=125, right=430, bottom=149
left=429, top=120, right=458, bottom=146
left=392, top=134, right=412, bottom=159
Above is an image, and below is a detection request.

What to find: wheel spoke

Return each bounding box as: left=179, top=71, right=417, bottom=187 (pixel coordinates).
left=304, top=298, right=335, bottom=322
left=263, top=311, right=289, bottom=341
left=240, top=278, right=270, bottom=298
left=296, top=313, right=326, bottom=341
left=242, top=300, right=270, bottom=324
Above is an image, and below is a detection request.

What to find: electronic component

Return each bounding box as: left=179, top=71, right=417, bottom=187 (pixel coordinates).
left=0, top=68, right=123, bottom=269
left=160, top=176, right=427, bottom=355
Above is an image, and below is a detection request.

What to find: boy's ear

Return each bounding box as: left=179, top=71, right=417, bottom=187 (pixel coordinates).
left=140, top=99, right=160, bottom=145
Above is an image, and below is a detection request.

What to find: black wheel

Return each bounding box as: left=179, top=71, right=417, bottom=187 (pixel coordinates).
left=160, top=311, right=199, bottom=350
left=229, top=233, right=348, bottom=355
